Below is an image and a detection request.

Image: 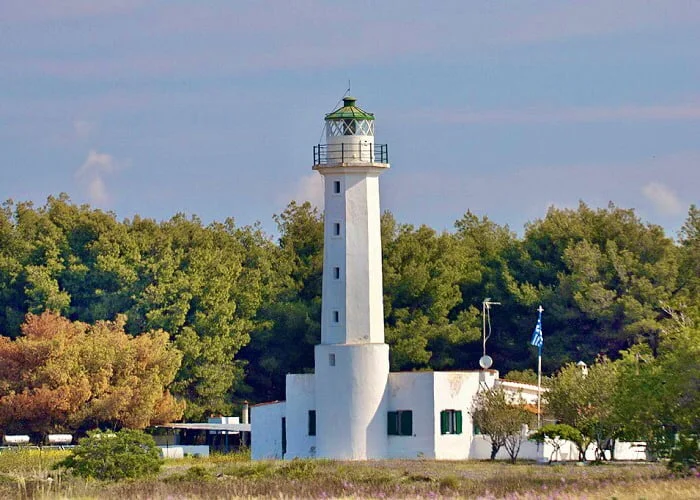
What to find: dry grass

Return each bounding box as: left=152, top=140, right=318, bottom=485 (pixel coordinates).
left=0, top=449, right=698, bottom=499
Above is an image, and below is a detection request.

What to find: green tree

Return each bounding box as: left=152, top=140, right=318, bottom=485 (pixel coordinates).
left=240, top=202, right=322, bottom=402
left=547, top=359, right=626, bottom=460
left=519, top=202, right=677, bottom=365
left=470, top=387, right=533, bottom=462
left=530, top=423, right=585, bottom=463
left=383, top=219, right=481, bottom=370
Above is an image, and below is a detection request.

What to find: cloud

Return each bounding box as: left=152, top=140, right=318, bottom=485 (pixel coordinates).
left=411, top=102, right=700, bottom=126
left=75, top=150, right=121, bottom=205
left=282, top=173, right=324, bottom=209
left=642, top=182, right=684, bottom=216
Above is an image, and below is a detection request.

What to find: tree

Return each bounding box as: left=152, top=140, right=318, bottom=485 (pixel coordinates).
left=530, top=423, right=585, bottom=463
left=519, top=202, right=677, bottom=365
left=470, top=387, right=533, bottom=462
left=0, top=311, right=184, bottom=434
left=547, top=359, right=623, bottom=460
left=0, top=196, right=281, bottom=420
left=56, top=429, right=162, bottom=480
left=383, top=220, right=481, bottom=370
left=240, top=201, right=322, bottom=402
left=640, top=307, right=700, bottom=465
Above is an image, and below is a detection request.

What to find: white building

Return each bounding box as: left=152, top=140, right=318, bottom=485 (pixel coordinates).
left=251, top=97, right=533, bottom=461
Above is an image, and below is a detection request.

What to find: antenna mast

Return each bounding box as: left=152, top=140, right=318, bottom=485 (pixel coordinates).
left=479, top=298, right=501, bottom=370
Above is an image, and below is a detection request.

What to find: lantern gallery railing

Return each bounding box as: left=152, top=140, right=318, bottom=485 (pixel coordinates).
left=313, top=143, right=388, bottom=165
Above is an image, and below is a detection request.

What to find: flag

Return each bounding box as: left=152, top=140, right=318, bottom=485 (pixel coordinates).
left=530, top=310, right=543, bottom=349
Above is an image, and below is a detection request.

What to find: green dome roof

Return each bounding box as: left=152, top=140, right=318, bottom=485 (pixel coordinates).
left=325, top=97, right=375, bottom=121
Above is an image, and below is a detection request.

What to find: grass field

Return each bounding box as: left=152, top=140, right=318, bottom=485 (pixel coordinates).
left=0, top=448, right=698, bottom=499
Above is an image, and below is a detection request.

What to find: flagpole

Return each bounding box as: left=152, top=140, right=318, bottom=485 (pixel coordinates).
left=536, top=305, right=543, bottom=429
left=537, top=343, right=542, bottom=429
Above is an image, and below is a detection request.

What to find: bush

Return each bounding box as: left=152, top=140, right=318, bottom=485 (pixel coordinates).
left=279, top=459, right=317, bottom=479
left=55, top=429, right=162, bottom=480
left=668, top=434, right=700, bottom=475
left=224, top=462, right=274, bottom=479
left=166, top=465, right=215, bottom=482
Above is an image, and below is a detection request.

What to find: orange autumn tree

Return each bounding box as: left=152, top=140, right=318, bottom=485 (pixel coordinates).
left=0, top=311, right=184, bottom=434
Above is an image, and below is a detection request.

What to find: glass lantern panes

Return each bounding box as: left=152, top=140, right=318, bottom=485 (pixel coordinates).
left=325, top=119, right=374, bottom=137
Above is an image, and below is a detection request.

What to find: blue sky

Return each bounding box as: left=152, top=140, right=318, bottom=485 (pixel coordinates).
left=2, top=0, right=699, bottom=238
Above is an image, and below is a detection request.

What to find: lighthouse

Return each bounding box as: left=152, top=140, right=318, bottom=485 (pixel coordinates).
left=250, top=96, right=513, bottom=463
left=312, top=97, right=390, bottom=459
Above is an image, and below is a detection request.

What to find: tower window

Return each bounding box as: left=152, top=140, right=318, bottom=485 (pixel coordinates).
left=333, top=267, right=340, bottom=280
left=333, top=222, right=341, bottom=236
left=329, top=353, right=336, bottom=366
left=308, top=410, right=316, bottom=436
left=440, top=410, right=463, bottom=435
left=388, top=410, right=413, bottom=436
left=332, top=310, right=340, bottom=323
left=333, top=180, right=341, bottom=194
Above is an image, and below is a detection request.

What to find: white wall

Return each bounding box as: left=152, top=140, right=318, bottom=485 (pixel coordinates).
left=285, top=374, right=316, bottom=459
left=469, top=435, right=546, bottom=461
left=469, top=436, right=647, bottom=462
left=251, top=401, right=285, bottom=460
left=611, top=441, right=647, bottom=460
left=433, top=371, right=496, bottom=459
left=387, top=372, right=436, bottom=458
left=318, top=168, right=387, bottom=346
left=314, top=343, right=389, bottom=459
left=496, top=380, right=543, bottom=406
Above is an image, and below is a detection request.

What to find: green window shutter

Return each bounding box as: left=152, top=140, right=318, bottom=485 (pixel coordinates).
left=308, top=410, right=316, bottom=436
left=440, top=410, right=448, bottom=434
left=387, top=411, right=398, bottom=435
left=473, top=424, right=481, bottom=435
left=455, top=411, right=463, bottom=434
left=400, top=410, right=413, bottom=436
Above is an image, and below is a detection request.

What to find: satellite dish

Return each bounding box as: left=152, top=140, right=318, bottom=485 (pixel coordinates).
left=479, top=355, right=493, bottom=370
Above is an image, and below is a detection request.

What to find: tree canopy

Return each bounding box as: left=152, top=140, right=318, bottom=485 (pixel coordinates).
left=0, top=195, right=698, bottom=435
left=0, top=311, right=183, bottom=434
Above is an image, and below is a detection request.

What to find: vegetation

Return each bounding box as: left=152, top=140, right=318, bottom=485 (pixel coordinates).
left=0, top=450, right=697, bottom=498
left=470, top=387, right=535, bottom=462
left=55, top=429, right=162, bottom=480
left=0, top=195, right=698, bottom=467
left=531, top=424, right=586, bottom=463
left=0, top=312, right=183, bottom=434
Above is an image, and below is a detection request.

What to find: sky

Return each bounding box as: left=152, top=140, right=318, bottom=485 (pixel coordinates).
left=2, top=0, right=699, bottom=239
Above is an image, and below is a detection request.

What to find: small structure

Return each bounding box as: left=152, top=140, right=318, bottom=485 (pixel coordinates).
left=155, top=416, right=251, bottom=456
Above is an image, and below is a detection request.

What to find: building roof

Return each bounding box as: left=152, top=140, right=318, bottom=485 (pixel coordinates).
left=156, top=423, right=251, bottom=432
left=325, top=97, right=375, bottom=121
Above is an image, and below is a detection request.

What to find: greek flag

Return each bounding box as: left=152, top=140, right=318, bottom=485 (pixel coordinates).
left=530, top=310, right=543, bottom=349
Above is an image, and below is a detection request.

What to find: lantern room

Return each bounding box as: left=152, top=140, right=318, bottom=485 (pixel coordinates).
left=313, top=97, right=388, bottom=166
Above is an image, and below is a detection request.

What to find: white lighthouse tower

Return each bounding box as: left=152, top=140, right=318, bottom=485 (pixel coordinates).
left=312, top=97, right=390, bottom=459
left=251, top=97, right=530, bottom=462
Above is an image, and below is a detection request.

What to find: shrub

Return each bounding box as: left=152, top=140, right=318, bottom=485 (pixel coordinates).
left=668, top=434, right=700, bottom=475
left=224, top=461, right=274, bottom=479
left=438, top=475, right=460, bottom=490
left=279, top=459, right=317, bottom=479
left=166, top=465, right=215, bottom=482
left=55, top=429, right=162, bottom=480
